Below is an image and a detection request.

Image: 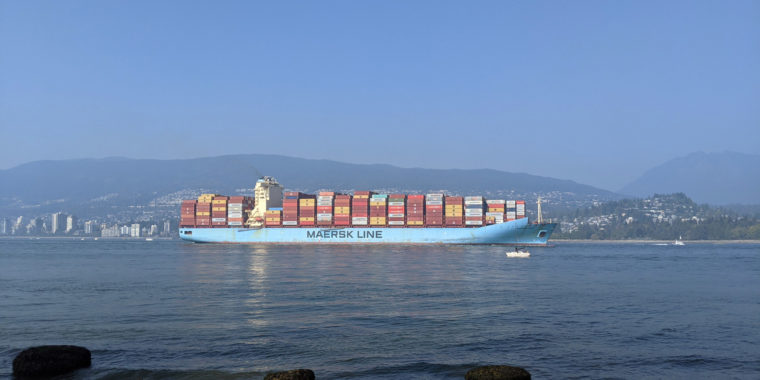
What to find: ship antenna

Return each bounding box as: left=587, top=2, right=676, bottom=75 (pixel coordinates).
left=537, top=196, right=543, bottom=224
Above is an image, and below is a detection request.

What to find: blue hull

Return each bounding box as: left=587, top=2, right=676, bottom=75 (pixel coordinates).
left=179, top=218, right=556, bottom=245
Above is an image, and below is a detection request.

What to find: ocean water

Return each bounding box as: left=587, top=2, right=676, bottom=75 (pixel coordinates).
left=0, top=239, right=758, bottom=379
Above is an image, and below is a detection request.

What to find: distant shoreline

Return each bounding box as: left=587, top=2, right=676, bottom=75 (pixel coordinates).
left=553, top=239, right=760, bottom=244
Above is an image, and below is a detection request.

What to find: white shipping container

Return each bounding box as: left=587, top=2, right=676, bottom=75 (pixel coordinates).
left=316, top=213, right=332, bottom=218
left=486, top=212, right=503, bottom=217
left=486, top=199, right=506, bottom=204
left=517, top=211, right=526, bottom=216
left=282, top=221, right=298, bottom=226
left=228, top=213, right=244, bottom=218
left=387, top=213, right=403, bottom=218
left=506, top=211, right=517, bottom=219
left=506, top=200, right=516, bottom=208
left=425, top=200, right=443, bottom=205
left=352, top=217, right=368, bottom=224
left=388, top=221, right=405, bottom=225
left=388, top=201, right=405, bottom=206
left=465, top=196, right=483, bottom=201
left=228, top=221, right=243, bottom=226
left=465, top=220, right=483, bottom=225
left=516, top=205, right=526, bottom=212
left=212, top=218, right=226, bottom=222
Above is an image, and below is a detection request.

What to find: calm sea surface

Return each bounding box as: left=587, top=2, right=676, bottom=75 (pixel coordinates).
left=0, top=239, right=758, bottom=379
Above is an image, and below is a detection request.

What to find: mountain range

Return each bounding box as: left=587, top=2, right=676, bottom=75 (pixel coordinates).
left=2, top=151, right=757, bottom=220
left=0, top=155, right=618, bottom=218
left=619, top=151, right=760, bottom=205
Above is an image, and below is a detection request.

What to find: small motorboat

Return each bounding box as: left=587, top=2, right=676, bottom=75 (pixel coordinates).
left=506, top=247, right=530, bottom=258
left=673, top=236, right=685, bottom=246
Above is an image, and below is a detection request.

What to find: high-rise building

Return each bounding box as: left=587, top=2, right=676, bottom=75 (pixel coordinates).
left=51, top=212, right=65, bottom=234
left=163, top=220, right=171, bottom=236
left=66, top=215, right=77, bottom=233
left=0, top=218, right=7, bottom=235
left=130, top=223, right=141, bottom=237
left=26, top=218, right=41, bottom=234
left=120, top=225, right=130, bottom=236
left=13, top=216, right=24, bottom=234
left=101, top=224, right=119, bottom=237
left=149, top=224, right=158, bottom=236
left=84, top=221, right=94, bottom=235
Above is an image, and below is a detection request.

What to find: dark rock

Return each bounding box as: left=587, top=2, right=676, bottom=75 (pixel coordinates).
left=263, top=368, right=315, bottom=380
left=465, top=365, right=531, bottom=380
left=12, top=345, right=91, bottom=377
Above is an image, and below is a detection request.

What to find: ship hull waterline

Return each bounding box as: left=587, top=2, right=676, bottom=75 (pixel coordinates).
left=179, top=218, right=556, bottom=245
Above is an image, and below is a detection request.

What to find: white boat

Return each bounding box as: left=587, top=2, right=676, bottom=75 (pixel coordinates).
left=506, top=247, right=530, bottom=258
left=145, top=238, right=154, bottom=241
left=673, top=236, right=685, bottom=246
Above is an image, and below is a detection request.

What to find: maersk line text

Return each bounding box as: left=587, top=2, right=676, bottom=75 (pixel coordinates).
left=306, top=230, right=383, bottom=239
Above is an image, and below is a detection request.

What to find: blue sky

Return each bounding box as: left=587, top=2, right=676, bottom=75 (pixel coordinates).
left=1, top=1, right=758, bottom=191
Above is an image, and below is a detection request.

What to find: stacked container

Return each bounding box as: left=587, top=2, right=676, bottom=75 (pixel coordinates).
left=506, top=200, right=517, bottom=221
left=370, top=194, right=388, bottom=226
left=388, top=194, right=406, bottom=226
left=334, top=194, right=351, bottom=226
left=196, top=194, right=213, bottom=227
left=265, top=209, right=282, bottom=226
left=516, top=200, right=526, bottom=219
left=406, top=195, right=424, bottom=226
left=445, top=196, right=463, bottom=226
left=180, top=200, right=196, bottom=227
left=299, top=195, right=316, bottom=226
left=228, top=196, right=254, bottom=226
left=317, top=192, right=334, bottom=226
left=425, top=193, right=444, bottom=226
left=282, top=192, right=300, bottom=226
left=464, top=196, right=484, bottom=226
left=485, top=199, right=505, bottom=225
left=351, top=191, right=371, bottom=226
left=198, top=194, right=217, bottom=203
left=211, top=196, right=229, bottom=227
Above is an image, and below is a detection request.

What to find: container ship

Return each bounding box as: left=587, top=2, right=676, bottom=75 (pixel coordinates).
left=179, top=177, right=556, bottom=245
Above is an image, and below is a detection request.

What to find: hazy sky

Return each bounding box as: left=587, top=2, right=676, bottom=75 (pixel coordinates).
left=1, top=1, right=758, bottom=191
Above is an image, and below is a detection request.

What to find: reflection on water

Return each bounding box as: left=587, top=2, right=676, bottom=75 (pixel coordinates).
left=1, top=240, right=759, bottom=379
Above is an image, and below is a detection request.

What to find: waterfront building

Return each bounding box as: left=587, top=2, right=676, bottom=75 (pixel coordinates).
left=51, top=212, right=65, bottom=234
left=163, top=220, right=171, bottom=236
left=84, top=221, right=94, bottom=235
left=13, top=216, right=24, bottom=234
left=130, top=223, right=141, bottom=237
left=66, top=215, right=77, bottom=233
left=26, top=218, right=41, bottom=234
left=101, top=224, right=120, bottom=238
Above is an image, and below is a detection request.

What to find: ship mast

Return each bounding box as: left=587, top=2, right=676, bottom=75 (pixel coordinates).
left=537, top=196, right=543, bottom=224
